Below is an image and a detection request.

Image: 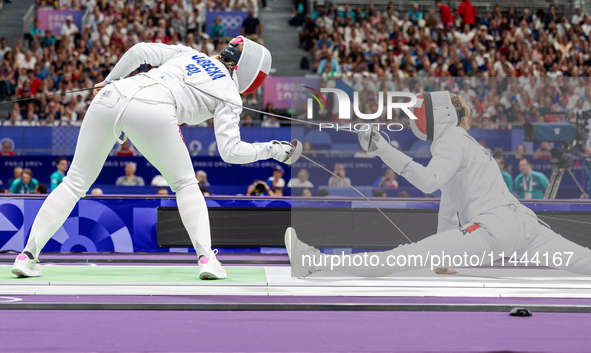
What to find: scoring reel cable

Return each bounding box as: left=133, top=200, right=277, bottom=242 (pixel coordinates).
left=188, top=84, right=412, bottom=243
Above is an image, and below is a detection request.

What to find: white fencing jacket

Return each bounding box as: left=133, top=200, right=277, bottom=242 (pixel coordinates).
left=377, top=114, right=520, bottom=233
left=104, top=42, right=273, bottom=164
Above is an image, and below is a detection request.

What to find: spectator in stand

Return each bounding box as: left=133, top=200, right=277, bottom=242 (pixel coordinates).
left=50, top=157, right=68, bottom=191
left=1, top=140, right=15, bottom=156
left=18, top=51, right=36, bottom=71
left=328, top=163, right=351, bottom=187
left=0, top=38, right=10, bottom=59
left=571, top=7, right=584, bottom=25
left=242, top=9, right=263, bottom=45
left=3, top=111, right=21, bottom=126
left=156, top=187, right=170, bottom=195
left=247, top=180, right=275, bottom=196
left=115, top=162, right=145, bottom=186
left=115, top=140, right=136, bottom=156
left=458, top=0, right=477, bottom=27
left=10, top=168, right=38, bottom=194
left=267, top=165, right=286, bottom=190
left=316, top=52, right=341, bottom=75
left=302, top=141, right=315, bottom=157
left=373, top=189, right=387, bottom=197
left=210, top=17, right=225, bottom=48
left=196, top=170, right=212, bottom=196
left=39, top=30, right=55, bottom=48
left=30, top=19, right=44, bottom=43
left=436, top=0, right=454, bottom=29
left=515, top=144, right=527, bottom=159
left=495, top=156, right=513, bottom=193
left=35, top=183, right=48, bottom=194
left=196, top=170, right=210, bottom=186
left=7, top=167, right=22, bottom=187
left=514, top=158, right=548, bottom=199
left=90, top=188, right=103, bottom=195
left=300, top=188, right=312, bottom=197
left=408, top=4, right=423, bottom=25
left=261, top=102, right=280, bottom=127
left=0, top=57, right=16, bottom=101
left=288, top=169, right=314, bottom=188
left=61, top=16, right=79, bottom=41
left=26, top=69, right=43, bottom=95
left=534, top=142, right=552, bottom=159
left=397, top=191, right=410, bottom=198
left=241, top=114, right=254, bottom=127
left=373, top=169, right=399, bottom=188
left=241, top=10, right=263, bottom=104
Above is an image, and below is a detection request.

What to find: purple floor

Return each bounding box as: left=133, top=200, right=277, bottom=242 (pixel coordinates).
left=5, top=295, right=591, bottom=306
left=0, top=310, right=589, bottom=352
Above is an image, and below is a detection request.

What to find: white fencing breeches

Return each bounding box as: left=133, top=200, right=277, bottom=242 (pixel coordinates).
left=24, top=81, right=215, bottom=259
left=321, top=204, right=591, bottom=277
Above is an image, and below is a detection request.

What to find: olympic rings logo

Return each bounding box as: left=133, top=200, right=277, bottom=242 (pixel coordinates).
left=220, top=16, right=244, bottom=30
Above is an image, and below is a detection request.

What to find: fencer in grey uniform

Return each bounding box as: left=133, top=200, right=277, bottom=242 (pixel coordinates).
left=286, top=91, right=591, bottom=278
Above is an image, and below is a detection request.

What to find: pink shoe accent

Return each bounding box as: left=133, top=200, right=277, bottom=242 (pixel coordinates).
left=202, top=275, right=210, bottom=279
left=199, top=257, right=210, bottom=264
left=17, top=254, right=27, bottom=261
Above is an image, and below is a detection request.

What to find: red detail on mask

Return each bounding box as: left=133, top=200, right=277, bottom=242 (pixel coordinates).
left=242, top=71, right=268, bottom=95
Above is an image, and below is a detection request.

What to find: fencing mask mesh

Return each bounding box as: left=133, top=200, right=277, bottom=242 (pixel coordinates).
left=222, top=36, right=272, bottom=95
left=410, top=91, right=459, bottom=141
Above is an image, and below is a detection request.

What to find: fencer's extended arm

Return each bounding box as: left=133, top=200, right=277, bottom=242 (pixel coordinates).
left=104, top=43, right=187, bottom=83
left=213, top=97, right=274, bottom=164
left=378, top=135, right=462, bottom=194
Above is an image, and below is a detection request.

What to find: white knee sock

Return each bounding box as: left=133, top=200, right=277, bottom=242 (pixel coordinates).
left=24, top=184, right=80, bottom=259
left=176, top=184, right=214, bottom=259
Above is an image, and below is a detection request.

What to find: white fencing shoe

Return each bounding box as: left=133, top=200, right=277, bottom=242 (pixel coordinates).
left=11, top=251, right=42, bottom=278
left=198, top=250, right=227, bottom=279
left=284, top=227, right=321, bottom=279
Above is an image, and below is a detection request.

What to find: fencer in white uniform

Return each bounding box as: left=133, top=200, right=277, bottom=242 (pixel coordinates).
left=12, top=36, right=299, bottom=279
left=286, top=91, right=591, bottom=278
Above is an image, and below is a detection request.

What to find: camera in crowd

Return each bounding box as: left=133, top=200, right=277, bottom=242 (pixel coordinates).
left=524, top=111, right=591, bottom=168
left=250, top=180, right=268, bottom=196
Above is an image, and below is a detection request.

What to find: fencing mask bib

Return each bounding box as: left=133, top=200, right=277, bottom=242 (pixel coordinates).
left=220, top=36, right=272, bottom=95
left=410, top=91, right=464, bottom=141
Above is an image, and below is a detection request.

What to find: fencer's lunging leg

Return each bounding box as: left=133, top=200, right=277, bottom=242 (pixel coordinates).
left=176, top=184, right=214, bottom=258
left=518, top=219, right=591, bottom=276
left=23, top=183, right=78, bottom=259
left=315, top=226, right=495, bottom=277
left=313, top=206, right=520, bottom=277
left=23, top=94, right=120, bottom=259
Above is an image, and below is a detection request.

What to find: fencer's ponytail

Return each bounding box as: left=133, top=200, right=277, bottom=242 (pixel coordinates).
left=449, top=93, right=471, bottom=130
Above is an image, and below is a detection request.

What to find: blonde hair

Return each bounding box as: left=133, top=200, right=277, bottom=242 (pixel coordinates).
left=213, top=40, right=244, bottom=71
left=450, top=92, right=471, bottom=130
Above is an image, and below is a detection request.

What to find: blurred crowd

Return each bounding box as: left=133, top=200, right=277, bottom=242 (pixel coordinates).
left=0, top=0, right=265, bottom=127
left=295, top=75, right=591, bottom=129
left=296, top=1, right=591, bottom=128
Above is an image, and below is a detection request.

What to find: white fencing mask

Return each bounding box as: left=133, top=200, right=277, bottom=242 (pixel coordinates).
left=220, top=36, right=272, bottom=95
